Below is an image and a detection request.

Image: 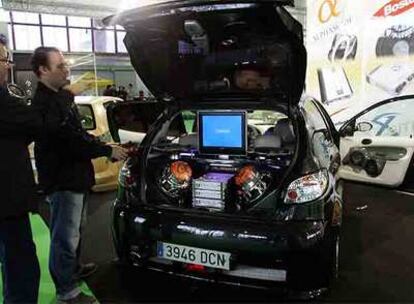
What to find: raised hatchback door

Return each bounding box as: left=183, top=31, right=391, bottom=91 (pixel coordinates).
left=103, top=0, right=306, bottom=105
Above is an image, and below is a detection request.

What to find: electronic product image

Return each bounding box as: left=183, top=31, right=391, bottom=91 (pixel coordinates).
left=198, top=111, right=247, bottom=155
left=366, top=63, right=414, bottom=95
left=192, top=172, right=234, bottom=210
left=317, top=66, right=353, bottom=105
left=376, top=25, right=414, bottom=57
left=328, top=34, right=358, bottom=61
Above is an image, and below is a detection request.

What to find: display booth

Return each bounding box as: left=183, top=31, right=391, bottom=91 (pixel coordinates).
left=306, top=0, right=414, bottom=125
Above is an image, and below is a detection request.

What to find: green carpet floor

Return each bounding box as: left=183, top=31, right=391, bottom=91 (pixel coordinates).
left=0, top=214, right=95, bottom=303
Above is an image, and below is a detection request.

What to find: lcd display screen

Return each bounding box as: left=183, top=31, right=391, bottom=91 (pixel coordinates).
left=198, top=111, right=246, bottom=155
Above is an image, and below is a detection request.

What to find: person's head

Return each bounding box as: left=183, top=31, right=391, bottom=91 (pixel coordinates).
left=31, top=46, right=69, bottom=91
left=0, top=34, right=13, bottom=86
left=106, top=84, right=111, bottom=90
left=138, top=90, right=144, bottom=100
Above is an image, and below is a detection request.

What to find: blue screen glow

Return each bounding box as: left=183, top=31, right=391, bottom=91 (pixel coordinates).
left=202, top=115, right=243, bottom=148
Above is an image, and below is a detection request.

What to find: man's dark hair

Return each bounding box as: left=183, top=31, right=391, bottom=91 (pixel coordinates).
left=31, top=46, right=60, bottom=77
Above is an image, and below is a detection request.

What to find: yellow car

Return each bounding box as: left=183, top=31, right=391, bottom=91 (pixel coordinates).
left=75, top=96, right=124, bottom=192
left=29, top=95, right=124, bottom=192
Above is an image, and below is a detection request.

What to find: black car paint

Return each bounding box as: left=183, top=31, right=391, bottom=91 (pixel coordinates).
left=106, top=0, right=342, bottom=298
left=110, top=101, right=341, bottom=296
left=104, top=1, right=306, bottom=106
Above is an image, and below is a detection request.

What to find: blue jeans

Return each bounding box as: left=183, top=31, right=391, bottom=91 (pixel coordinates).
left=47, top=191, right=87, bottom=300
left=0, top=214, right=40, bottom=303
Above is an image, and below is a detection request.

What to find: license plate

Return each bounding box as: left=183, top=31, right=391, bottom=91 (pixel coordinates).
left=157, top=242, right=231, bottom=270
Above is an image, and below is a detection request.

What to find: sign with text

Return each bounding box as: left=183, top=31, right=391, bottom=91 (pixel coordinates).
left=306, top=0, right=414, bottom=126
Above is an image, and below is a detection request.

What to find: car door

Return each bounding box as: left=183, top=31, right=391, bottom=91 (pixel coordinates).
left=337, top=95, right=414, bottom=188
left=77, top=99, right=123, bottom=192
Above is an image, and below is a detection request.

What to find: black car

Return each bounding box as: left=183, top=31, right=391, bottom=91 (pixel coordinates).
left=105, top=0, right=343, bottom=298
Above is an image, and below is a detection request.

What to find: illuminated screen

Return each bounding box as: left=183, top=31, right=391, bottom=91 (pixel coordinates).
left=198, top=111, right=246, bottom=155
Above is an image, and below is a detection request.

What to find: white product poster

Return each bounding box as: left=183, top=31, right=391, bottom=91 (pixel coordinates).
left=306, top=0, right=414, bottom=126
left=362, top=1, right=414, bottom=107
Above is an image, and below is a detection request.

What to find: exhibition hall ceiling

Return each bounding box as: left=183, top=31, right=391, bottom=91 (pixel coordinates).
left=2, top=0, right=306, bottom=23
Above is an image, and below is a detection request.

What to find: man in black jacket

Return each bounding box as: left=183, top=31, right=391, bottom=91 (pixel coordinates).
left=31, top=47, right=127, bottom=304
left=0, top=36, right=60, bottom=303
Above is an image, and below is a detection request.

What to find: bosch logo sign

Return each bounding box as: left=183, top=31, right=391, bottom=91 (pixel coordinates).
left=374, top=0, right=414, bottom=17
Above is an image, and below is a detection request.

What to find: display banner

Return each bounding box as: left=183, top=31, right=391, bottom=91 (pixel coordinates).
left=306, top=0, right=414, bottom=125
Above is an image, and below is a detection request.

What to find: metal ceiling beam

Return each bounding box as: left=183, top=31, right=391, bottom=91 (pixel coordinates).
left=1, top=0, right=117, bottom=18
left=2, top=0, right=307, bottom=20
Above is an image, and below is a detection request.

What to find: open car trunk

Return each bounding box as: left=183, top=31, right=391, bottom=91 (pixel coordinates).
left=104, top=0, right=306, bottom=216
left=125, top=106, right=299, bottom=217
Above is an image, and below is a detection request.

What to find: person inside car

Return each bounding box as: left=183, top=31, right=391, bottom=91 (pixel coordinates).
left=31, top=46, right=128, bottom=304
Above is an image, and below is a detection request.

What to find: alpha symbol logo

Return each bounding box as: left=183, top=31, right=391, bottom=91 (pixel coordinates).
left=318, top=0, right=341, bottom=23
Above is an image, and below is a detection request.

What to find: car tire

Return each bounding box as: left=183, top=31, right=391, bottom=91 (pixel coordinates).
left=320, top=226, right=340, bottom=285
left=287, top=227, right=340, bottom=294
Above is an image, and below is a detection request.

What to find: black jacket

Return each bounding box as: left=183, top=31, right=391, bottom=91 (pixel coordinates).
left=32, top=82, right=112, bottom=194
left=0, top=85, right=60, bottom=220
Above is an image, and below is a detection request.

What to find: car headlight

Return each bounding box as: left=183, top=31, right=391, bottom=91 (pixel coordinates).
left=284, top=170, right=329, bottom=204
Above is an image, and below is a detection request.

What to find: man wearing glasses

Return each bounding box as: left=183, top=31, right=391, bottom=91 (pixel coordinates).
left=0, top=34, right=60, bottom=303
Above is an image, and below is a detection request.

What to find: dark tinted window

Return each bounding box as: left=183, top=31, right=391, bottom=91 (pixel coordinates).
left=112, top=102, right=165, bottom=133
left=303, top=99, right=334, bottom=168
left=122, top=3, right=305, bottom=100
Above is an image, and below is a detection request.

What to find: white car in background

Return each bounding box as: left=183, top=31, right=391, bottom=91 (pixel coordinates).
left=337, top=95, right=414, bottom=191
left=75, top=96, right=125, bottom=192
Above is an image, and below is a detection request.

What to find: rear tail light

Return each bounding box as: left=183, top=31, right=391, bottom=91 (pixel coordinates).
left=185, top=264, right=206, bottom=272
left=284, top=170, right=329, bottom=204
left=119, top=162, right=137, bottom=189
left=118, top=145, right=141, bottom=189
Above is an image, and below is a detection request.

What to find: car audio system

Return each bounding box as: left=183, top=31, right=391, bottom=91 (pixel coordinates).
left=328, top=34, right=358, bottom=61
left=192, top=172, right=233, bottom=211
left=318, top=66, right=353, bottom=105
left=343, top=147, right=386, bottom=177
left=366, top=63, right=414, bottom=95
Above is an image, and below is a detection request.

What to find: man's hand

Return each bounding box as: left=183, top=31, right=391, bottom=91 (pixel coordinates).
left=110, top=145, right=129, bottom=161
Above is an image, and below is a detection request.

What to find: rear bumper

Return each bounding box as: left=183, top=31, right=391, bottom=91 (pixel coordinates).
left=112, top=201, right=330, bottom=293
